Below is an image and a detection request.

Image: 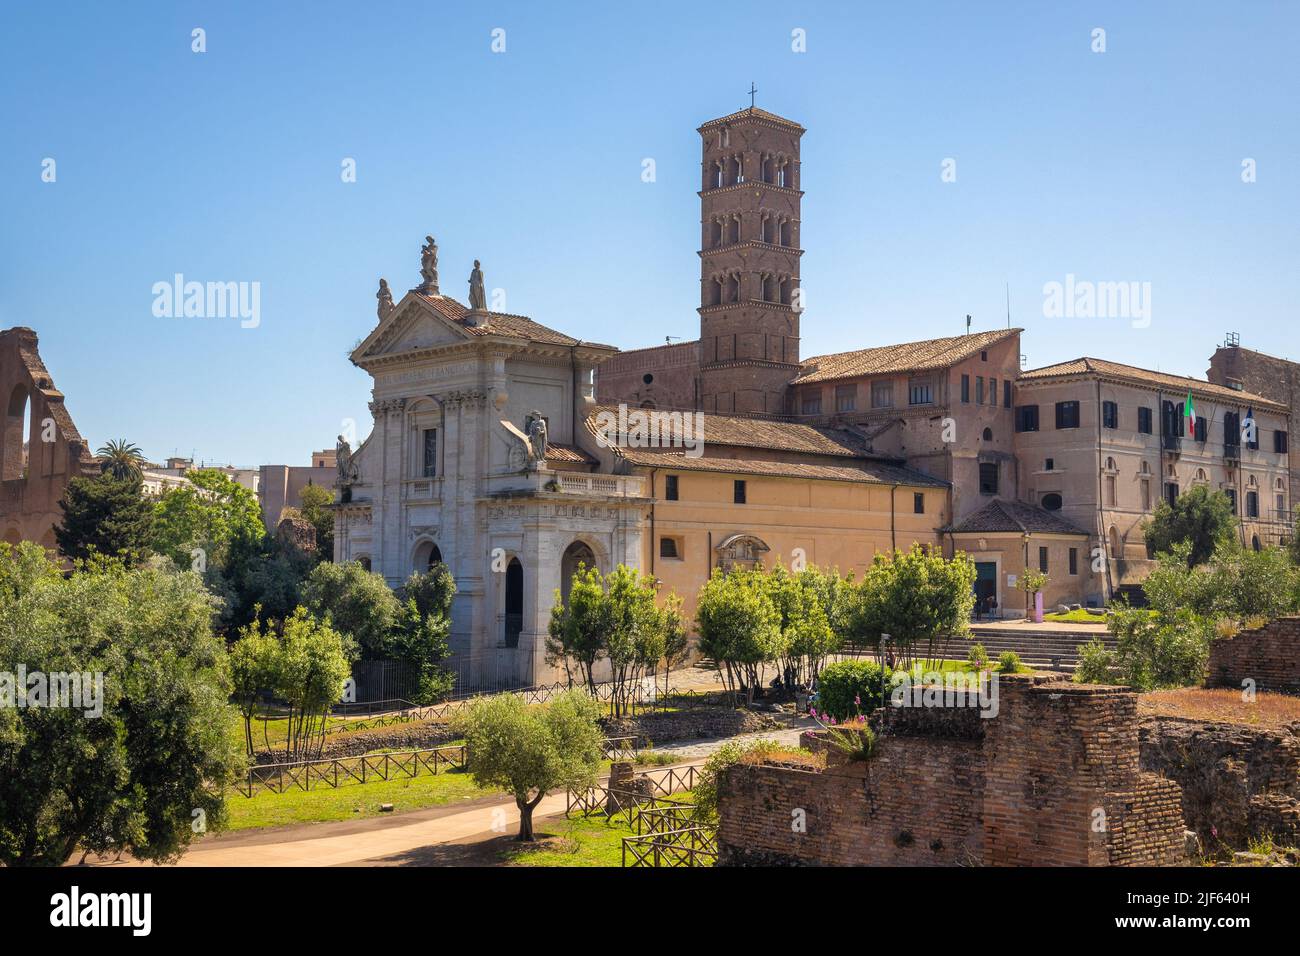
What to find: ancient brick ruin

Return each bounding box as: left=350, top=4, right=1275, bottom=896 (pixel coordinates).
left=1207, top=616, right=1300, bottom=695
left=717, top=674, right=1188, bottom=866
left=0, top=327, right=98, bottom=550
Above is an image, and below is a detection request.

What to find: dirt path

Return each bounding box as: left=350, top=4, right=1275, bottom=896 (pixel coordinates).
left=86, top=722, right=809, bottom=868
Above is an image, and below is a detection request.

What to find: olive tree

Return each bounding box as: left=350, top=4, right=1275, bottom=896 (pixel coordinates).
left=453, top=690, right=603, bottom=841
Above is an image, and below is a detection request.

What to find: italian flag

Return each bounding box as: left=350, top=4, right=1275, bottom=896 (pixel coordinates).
left=1185, top=390, right=1196, bottom=437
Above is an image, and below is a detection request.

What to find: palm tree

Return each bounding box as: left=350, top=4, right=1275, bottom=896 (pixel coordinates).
left=97, top=439, right=147, bottom=481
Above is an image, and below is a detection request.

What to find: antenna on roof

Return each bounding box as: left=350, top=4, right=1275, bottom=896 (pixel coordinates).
left=665, top=335, right=682, bottom=344
left=965, top=314, right=972, bottom=336
left=1225, top=331, right=1240, bottom=348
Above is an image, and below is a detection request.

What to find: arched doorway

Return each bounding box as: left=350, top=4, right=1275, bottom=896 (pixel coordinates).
left=3, top=384, right=31, bottom=481
left=1108, top=526, right=1121, bottom=562
left=413, top=539, right=443, bottom=572
left=560, top=541, right=596, bottom=603
left=504, top=558, right=523, bottom=648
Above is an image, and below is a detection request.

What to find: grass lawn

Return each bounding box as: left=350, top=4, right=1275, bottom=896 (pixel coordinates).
left=223, top=767, right=494, bottom=831
left=502, top=792, right=697, bottom=867
left=1044, top=608, right=1110, bottom=623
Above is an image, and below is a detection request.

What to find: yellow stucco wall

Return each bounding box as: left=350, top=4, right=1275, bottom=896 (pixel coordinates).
left=637, top=467, right=948, bottom=623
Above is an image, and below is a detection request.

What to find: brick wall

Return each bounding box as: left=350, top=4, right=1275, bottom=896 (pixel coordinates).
left=718, top=674, right=1188, bottom=866
left=1207, top=616, right=1300, bottom=694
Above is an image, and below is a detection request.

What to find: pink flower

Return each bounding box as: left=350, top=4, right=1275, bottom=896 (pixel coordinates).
left=1211, top=826, right=1218, bottom=839
left=854, top=695, right=861, bottom=707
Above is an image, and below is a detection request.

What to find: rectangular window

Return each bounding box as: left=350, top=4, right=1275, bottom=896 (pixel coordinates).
left=1068, top=548, right=1078, bottom=575
left=1055, top=401, right=1080, bottom=429
left=1193, top=416, right=1206, bottom=443
left=960, top=374, right=970, bottom=404
left=1106, top=475, right=1117, bottom=506
left=659, top=537, right=680, bottom=559
left=1138, top=407, right=1152, bottom=434
left=665, top=474, right=679, bottom=501
left=1275, top=430, right=1289, bottom=453
left=1038, top=546, right=1049, bottom=573
left=1226, top=488, right=1237, bottom=514
left=1165, top=482, right=1180, bottom=506
left=733, top=479, right=746, bottom=504
left=835, top=384, right=856, bottom=412
left=989, top=378, right=998, bottom=406
left=1003, top=380, right=1012, bottom=408
left=1248, top=425, right=1260, bottom=450
left=801, top=392, right=821, bottom=415
left=1045, top=458, right=1054, bottom=471
left=908, top=378, right=933, bottom=405
left=1224, top=411, right=1240, bottom=448
left=422, top=428, right=437, bottom=477
left=1102, top=401, right=1118, bottom=429
left=975, top=376, right=985, bottom=406
left=1246, top=491, right=1259, bottom=518
left=979, top=462, right=998, bottom=495
left=913, top=492, right=925, bottom=514
left=1140, top=480, right=1151, bottom=510
left=871, top=381, right=894, bottom=408
left=1015, top=405, right=1040, bottom=432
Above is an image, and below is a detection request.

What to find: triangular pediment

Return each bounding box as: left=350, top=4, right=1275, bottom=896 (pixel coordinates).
left=351, top=292, right=474, bottom=363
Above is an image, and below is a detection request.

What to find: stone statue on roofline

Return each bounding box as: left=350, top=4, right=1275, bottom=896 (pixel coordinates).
left=336, top=434, right=359, bottom=500
left=418, top=236, right=439, bottom=294
left=524, top=410, right=548, bottom=468
left=468, top=259, right=487, bottom=311
left=376, top=278, right=394, bottom=320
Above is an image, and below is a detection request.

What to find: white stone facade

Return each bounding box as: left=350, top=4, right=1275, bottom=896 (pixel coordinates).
left=333, top=291, right=645, bottom=689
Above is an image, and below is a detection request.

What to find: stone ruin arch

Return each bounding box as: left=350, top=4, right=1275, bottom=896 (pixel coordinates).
left=0, top=327, right=98, bottom=552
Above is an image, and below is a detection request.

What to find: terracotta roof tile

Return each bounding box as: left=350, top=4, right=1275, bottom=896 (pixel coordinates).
left=795, top=329, right=1021, bottom=385
left=586, top=404, right=872, bottom=458
left=947, top=499, right=1088, bottom=536
left=544, top=443, right=595, bottom=465
left=1018, top=357, right=1286, bottom=411
left=412, top=292, right=612, bottom=349
left=698, top=107, right=805, bottom=132
left=615, top=448, right=948, bottom=487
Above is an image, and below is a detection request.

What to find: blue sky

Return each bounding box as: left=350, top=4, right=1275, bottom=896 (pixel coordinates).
left=1, top=1, right=1296, bottom=465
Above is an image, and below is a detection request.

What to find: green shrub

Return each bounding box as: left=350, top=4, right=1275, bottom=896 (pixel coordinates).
left=967, top=642, right=989, bottom=667
left=997, top=650, right=1022, bottom=673
left=1074, top=639, right=1119, bottom=685
left=815, top=659, right=885, bottom=721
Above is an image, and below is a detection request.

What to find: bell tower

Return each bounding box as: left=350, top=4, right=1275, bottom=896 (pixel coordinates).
left=697, top=105, right=804, bottom=416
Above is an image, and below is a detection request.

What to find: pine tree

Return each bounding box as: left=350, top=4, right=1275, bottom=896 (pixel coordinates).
left=54, top=474, right=155, bottom=567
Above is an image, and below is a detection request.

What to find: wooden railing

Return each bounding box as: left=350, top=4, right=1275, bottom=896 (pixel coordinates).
left=236, top=744, right=468, bottom=797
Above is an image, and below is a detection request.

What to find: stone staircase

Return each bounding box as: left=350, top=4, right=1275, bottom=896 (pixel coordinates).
left=965, top=625, right=1116, bottom=671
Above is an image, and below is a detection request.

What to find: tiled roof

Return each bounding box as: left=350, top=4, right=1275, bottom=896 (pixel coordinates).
left=698, top=107, right=804, bottom=132
left=412, top=292, right=613, bottom=349
left=585, top=405, right=872, bottom=458
left=794, top=329, right=1022, bottom=385
left=1018, top=357, right=1285, bottom=410
left=615, top=448, right=948, bottom=488
left=947, top=499, right=1088, bottom=536
left=544, top=443, right=595, bottom=465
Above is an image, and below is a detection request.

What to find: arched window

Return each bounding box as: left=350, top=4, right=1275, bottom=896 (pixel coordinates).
left=561, top=541, right=596, bottom=604
left=1104, top=456, right=1117, bottom=471
left=982, top=427, right=993, bottom=441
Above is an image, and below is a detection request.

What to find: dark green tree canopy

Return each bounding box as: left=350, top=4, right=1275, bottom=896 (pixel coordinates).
left=1142, top=485, right=1237, bottom=567
left=54, top=473, right=154, bottom=567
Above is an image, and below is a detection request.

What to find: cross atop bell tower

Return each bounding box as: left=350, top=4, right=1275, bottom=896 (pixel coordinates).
left=697, top=104, right=805, bottom=416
